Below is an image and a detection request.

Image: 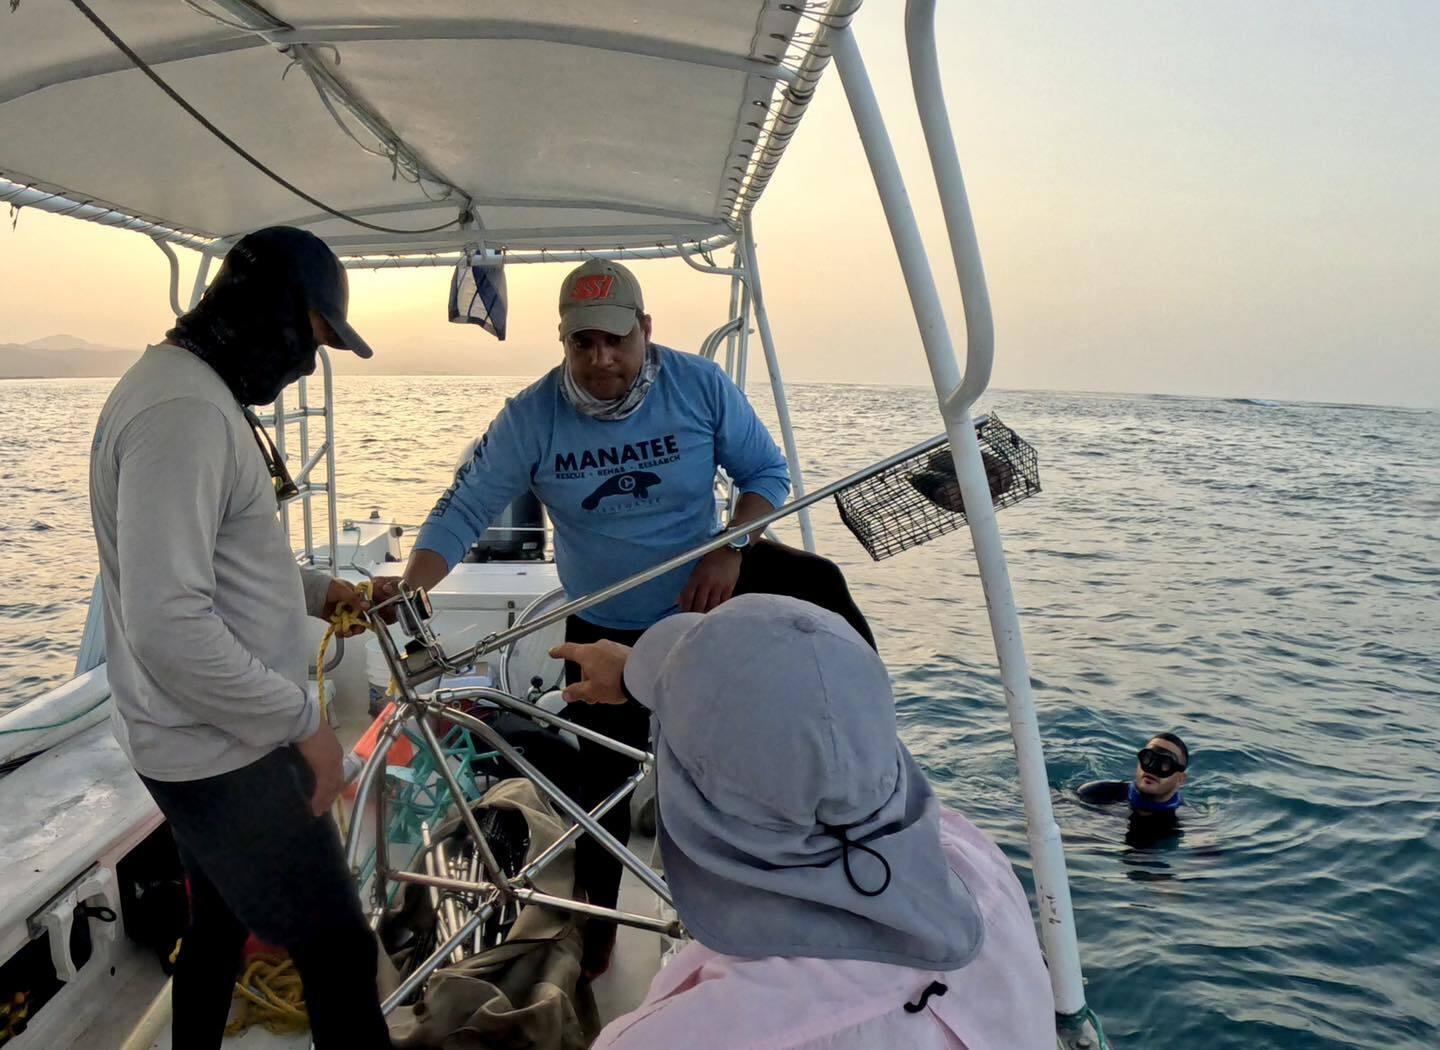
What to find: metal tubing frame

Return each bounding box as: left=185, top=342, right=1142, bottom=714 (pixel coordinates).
left=274, top=196, right=718, bottom=233
left=152, top=238, right=184, bottom=317
left=0, top=176, right=215, bottom=251
left=832, top=18, right=1090, bottom=1021
left=344, top=690, right=657, bottom=1009
left=510, top=888, right=681, bottom=937
left=412, top=712, right=515, bottom=895
left=320, top=348, right=340, bottom=567
left=187, top=251, right=213, bottom=309
left=384, top=869, right=678, bottom=937
left=272, top=388, right=291, bottom=547
left=321, top=223, right=733, bottom=255
left=905, top=0, right=995, bottom=416
left=264, top=348, right=340, bottom=566
left=433, top=704, right=673, bottom=906
left=431, top=687, right=652, bottom=763
left=734, top=271, right=752, bottom=400
left=381, top=908, right=488, bottom=1013
left=699, top=316, right=743, bottom=362
left=724, top=260, right=743, bottom=378
left=675, top=232, right=816, bottom=549
left=297, top=373, right=315, bottom=565
left=521, top=766, right=649, bottom=881
left=349, top=628, right=657, bottom=887
left=740, top=219, right=815, bottom=552
left=339, top=235, right=738, bottom=269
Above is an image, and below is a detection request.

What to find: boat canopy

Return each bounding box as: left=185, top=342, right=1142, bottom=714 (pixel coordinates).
left=0, top=0, right=858, bottom=257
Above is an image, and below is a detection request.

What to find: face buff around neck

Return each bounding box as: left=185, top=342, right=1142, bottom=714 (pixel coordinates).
left=560, top=343, right=661, bottom=421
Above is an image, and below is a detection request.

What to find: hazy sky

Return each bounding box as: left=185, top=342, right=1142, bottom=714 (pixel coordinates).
left=2, top=3, right=1436, bottom=407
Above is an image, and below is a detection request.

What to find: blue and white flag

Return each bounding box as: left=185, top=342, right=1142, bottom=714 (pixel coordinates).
left=449, top=253, right=507, bottom=341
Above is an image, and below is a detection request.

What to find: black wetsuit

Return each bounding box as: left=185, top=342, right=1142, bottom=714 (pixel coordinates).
left=1077, top=779, right=1183, bottom=848
left=1076, top=779, right=1131, bottom=805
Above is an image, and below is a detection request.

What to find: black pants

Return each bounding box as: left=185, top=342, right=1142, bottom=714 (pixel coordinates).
left=141, top=748, right=392, bottom=1050
left=561, top=539, right=875, bottom=920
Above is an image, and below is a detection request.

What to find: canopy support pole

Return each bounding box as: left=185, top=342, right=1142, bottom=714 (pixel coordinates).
left=831, top=17, right=1099, bottom=1039
left=187, top=251, right=213, bottom=310
left=151, top=237, right=183, bottom=318
left=741, top=219, right=814, bottom=552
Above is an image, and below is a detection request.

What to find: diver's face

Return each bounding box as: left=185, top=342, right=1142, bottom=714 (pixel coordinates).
left=1134, top=737, right=1187, bottom=800
left=562, top=314, right=651, bottom=400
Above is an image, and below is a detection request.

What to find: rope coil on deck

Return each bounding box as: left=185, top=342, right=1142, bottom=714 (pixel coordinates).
left=227, top=954, right=309, bottom=1037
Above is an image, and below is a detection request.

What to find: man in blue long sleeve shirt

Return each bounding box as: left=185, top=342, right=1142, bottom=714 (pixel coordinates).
left=409, top=302, right=791, bottom=628
left=394, top=259, right=872, bottom=976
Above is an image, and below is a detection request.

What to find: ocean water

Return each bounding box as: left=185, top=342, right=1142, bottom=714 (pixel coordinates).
left=2, top=375, right=1437, bottom=1048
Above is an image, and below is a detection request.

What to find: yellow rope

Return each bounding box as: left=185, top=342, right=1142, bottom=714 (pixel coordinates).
left=226, top=953, right=309, bottom=1037
left=314, top=578, right=374, bottom=710
left=0, top=991, right=31, bottom=1046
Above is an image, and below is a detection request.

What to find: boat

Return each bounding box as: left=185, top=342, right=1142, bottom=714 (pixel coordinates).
left=0, top=2, right=1107, bottom=1047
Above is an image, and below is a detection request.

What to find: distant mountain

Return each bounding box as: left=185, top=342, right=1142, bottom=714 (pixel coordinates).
left=0, top=335, right=140, bottom=378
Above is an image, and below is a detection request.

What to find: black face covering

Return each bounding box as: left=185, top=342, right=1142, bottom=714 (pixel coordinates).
left=167, top=255, right=319, bottom=407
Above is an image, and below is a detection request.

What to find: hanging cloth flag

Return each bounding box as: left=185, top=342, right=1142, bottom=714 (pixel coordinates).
left=449, top=250, right=508, bottom=340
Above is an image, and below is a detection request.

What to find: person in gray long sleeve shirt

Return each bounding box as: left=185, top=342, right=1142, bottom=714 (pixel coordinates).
left=91, top=345, right=333, bottom=781
left=89, top=227, right=393, bottom=1050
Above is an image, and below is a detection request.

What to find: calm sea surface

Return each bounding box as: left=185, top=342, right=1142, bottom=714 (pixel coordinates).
left=2, top=375, right=1437, bottom=1047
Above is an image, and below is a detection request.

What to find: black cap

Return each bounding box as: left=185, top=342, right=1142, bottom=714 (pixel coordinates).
left=225, top=227, right=374, bottom=359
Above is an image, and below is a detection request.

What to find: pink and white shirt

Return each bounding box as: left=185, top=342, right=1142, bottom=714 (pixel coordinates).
left=593, top=808, right=1057, bottom=1050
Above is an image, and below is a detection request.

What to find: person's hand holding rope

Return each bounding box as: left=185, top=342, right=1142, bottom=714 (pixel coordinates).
left=319, top=577, right=373, bottom=636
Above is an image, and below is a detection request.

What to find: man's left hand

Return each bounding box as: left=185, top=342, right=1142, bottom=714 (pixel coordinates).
left=679, top=548, right=742, bottom=613
left=319, top=578, right=370, bottom=637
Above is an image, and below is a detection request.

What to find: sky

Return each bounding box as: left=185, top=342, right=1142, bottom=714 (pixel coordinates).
left=2, top=3, right=1437, bottom=407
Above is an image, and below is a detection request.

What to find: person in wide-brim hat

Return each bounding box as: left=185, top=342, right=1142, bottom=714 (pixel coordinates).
left=554, top=593, right=1057, bottom=1050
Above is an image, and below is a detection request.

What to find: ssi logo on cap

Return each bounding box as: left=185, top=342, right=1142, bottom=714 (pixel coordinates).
left=571, top=274, right=616, bottom=301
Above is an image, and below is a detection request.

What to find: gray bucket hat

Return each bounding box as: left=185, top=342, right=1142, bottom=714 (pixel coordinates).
left=623, top=594, right=985, bottom=970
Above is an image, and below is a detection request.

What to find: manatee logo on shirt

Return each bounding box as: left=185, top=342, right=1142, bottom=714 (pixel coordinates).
left=582, top=470, right=662, bottom=510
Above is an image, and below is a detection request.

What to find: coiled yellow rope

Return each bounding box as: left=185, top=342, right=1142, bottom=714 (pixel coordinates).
left=226, top=953, right=309, bottom=1036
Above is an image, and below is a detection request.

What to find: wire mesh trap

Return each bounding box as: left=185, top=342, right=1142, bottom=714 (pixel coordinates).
left=834, top=413, right=1040, bottom=561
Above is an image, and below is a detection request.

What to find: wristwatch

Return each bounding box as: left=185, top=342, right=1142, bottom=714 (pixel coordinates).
left=726, top=531, right=752, bottom=553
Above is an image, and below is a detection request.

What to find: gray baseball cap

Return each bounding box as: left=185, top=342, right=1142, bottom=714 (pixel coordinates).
left=623, top=594, right=985, bottom=969
left=557, top=258, right=645, bottom=340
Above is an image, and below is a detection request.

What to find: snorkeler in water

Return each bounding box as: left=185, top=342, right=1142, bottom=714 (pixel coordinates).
left=1077, top=732, right=1190, bottom=816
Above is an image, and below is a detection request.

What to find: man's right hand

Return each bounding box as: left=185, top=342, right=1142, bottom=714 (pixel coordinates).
left=550, top=640, right=633, bottom=705
left=295, top=720, right=345, bottom=816
left=373, top=548, right=451, bottom=626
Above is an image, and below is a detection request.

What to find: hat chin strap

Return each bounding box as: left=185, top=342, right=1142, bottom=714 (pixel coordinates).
left=821, top=823, right=893, bottom=897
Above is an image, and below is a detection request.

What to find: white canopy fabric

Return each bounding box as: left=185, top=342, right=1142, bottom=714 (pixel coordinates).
left=0, top=1, right=858, bottom=256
